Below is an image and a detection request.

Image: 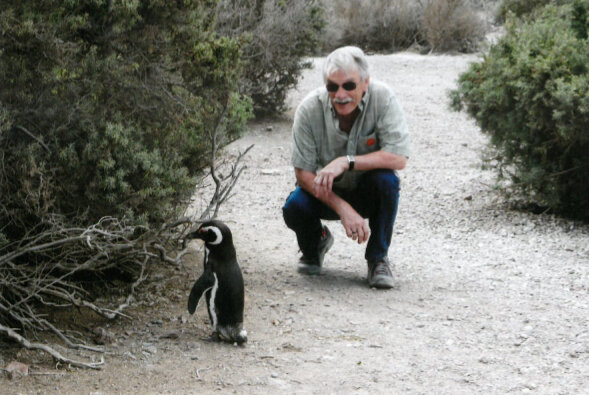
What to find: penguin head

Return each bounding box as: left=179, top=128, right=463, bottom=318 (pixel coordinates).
left=187, top=220, right=233, bottom=249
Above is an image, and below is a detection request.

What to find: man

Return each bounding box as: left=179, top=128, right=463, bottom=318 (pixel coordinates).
left=282, top=46, right=410, bottom=289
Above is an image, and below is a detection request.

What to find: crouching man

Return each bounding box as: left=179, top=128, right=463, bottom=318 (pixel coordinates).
left=282, top=46, right=411, bottom=289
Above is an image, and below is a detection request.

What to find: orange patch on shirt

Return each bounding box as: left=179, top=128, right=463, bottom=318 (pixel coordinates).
left=366, top=138, right=376, bottom=146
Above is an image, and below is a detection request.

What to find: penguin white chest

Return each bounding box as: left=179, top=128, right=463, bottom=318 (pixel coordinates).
left=208, top=273, right=219, bottom=329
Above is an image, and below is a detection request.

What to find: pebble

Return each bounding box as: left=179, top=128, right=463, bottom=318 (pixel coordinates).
left=5, top=361, right=28, bottom=379
left=144, top=345, right=158, bottom=355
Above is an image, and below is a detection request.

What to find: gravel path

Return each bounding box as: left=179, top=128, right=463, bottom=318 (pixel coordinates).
left=6, top=51, right=588, bottom=394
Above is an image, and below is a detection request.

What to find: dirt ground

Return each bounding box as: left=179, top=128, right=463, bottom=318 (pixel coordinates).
left=2, top=51, right=588, bottom=394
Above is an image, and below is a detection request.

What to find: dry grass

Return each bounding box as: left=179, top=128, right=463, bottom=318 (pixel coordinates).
left=321, top=0, right=494, bottom=53
left=422, top=0, right=487, bottom=52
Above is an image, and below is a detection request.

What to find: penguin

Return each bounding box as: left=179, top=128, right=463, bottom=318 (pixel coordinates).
left=186, top=220, right=247, bottom=344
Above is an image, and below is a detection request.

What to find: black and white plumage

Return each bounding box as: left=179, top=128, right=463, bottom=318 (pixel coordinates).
left=186, top=220, right=247, bottom=344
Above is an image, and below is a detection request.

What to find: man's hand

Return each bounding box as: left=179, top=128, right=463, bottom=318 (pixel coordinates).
left=313, top=156, right=348, bottom=199
left=339, top=205, right=370, bottom=244
left=295, top=166, right=369, bottom=244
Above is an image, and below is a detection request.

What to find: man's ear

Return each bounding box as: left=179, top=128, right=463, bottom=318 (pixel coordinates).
left=363, top=76, right=370, bottom=92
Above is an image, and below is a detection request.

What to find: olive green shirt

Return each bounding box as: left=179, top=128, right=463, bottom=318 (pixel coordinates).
left=291, top=79, right=410, bottom=190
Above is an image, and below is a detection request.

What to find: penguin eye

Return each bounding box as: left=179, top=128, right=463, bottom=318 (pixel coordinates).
left=201, top=226, right=223, bottom=245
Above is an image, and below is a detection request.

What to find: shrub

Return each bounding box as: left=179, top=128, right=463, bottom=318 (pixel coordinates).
left=450, top=0, right=589, bottom=220
left=0, top=0, right=253, bottom=364
left=422, top=0, right=487, bottom=53
left=496, top=0, right=559, bottom=20
left=322, top=0, right=421, bottom=52
left=0, top=0, right=252, bottom=239
left=321, top=0, right=487, bottom=53
left=215, top=0, right=325, bottom=115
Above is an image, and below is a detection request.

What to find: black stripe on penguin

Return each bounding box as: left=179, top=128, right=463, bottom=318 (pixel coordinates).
left=186, top=220, right=247, bottom=344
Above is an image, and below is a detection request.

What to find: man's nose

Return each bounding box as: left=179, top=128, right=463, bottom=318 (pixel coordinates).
left=335, top=86, right=348, bottom=97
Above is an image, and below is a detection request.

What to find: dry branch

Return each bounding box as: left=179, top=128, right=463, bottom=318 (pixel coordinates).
left=199, top=101, right=254, bottom=220
left=0, top=324, right=104, bottom=370
left=0, top=216, right=193, bottom=369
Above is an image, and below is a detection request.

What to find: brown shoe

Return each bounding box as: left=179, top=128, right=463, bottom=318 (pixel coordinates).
left=367, top=257, right=395, bottom=289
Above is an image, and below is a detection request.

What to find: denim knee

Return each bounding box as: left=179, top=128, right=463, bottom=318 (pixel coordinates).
left=364, top=170, right=400, bottom=196
left=282, top=188, right=309, bottom=229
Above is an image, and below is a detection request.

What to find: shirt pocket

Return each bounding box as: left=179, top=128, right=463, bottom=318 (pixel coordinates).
left=356, top=132, right=379, bottom=155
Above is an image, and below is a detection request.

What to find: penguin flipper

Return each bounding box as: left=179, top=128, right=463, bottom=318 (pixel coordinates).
left=188, top=271, right=215, bottom=314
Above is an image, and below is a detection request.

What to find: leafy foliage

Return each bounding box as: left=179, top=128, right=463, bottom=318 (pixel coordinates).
left=496, top=0, right=564, bottom=20
left=0, top=0, right=252, bottom=241
left=451, top=0, right=589, bottom=220
left=0, top=0, right=256, bottom=362
left=215, top=0, right=325, bottom=114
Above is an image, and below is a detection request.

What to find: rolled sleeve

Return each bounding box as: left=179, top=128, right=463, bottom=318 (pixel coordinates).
left=291, top=104, right=318, bottom=172
left=376, top=95, right=411, bottom=158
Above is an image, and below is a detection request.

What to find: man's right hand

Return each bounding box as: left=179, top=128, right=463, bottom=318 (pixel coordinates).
left=339, top=205, right=370, bottom=244
left=295, top=167, right=369, bottom=244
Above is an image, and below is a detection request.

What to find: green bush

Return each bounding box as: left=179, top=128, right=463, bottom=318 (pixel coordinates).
left=451, top=0, right=589, bottom=220
left=0, top=0, right=252, bottom=241
left=496, top=0, right=561, bottom=20
left=215, top=0, right=325, bottom=114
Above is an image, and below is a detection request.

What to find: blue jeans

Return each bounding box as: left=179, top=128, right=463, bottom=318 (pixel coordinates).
left=282, top=169, right=400, bottom=262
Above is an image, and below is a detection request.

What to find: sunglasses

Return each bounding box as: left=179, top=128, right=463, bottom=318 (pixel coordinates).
left=326, top=81, right=357, bottom=92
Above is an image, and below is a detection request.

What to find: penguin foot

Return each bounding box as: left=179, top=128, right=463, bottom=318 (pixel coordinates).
left=217, top=325, right=248, bottom=345
left=200, top=333, right=221, bottom=343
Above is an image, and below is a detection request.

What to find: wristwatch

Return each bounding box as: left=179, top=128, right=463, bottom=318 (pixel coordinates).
left=347, top=155, right=355, bottom=171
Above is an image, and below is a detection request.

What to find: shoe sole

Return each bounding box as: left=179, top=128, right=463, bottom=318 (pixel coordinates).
left=298, top=228, right=334, bottom=275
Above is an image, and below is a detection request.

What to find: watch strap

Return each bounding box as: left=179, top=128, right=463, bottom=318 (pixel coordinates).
left=347, top=155, right=355, bottom=171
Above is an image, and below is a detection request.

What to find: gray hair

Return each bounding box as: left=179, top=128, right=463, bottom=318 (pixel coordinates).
left=322, top=46, right=369, bottom=82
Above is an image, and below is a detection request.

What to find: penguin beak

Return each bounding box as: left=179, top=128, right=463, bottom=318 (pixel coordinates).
left=186, top=226, right=204, bottom=240
left=185, top=224, right=222, bottom=245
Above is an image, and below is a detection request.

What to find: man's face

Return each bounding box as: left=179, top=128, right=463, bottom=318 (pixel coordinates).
left=326, top=69, right=369, bottom=117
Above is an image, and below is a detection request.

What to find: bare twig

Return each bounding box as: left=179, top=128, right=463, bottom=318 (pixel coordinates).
left=15, top=125, right=51, bottom=153
left=0, top=324, right=104, bottom=370
left=0, top=215, right=195, bottom=368
left=198, top=100, right=254, bottom=220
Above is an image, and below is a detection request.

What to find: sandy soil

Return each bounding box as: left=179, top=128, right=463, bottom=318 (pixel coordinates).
left=2, top=52, right=588, bottom=394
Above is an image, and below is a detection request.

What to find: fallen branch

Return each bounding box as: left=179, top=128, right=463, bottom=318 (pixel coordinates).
left=0, top=216, right=193, bottom=368
left=0, top=324, right=104, bottom=370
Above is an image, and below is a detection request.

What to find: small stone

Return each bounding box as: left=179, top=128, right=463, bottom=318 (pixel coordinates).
left=6, top=361, right=28, bottom=379
left=93, top=327, right=116, bottom=345
left=144, top=345, right=157, bottom=355
left=160, top=331, right=180, bottom=339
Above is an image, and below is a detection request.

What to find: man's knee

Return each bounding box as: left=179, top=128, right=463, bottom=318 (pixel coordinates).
left=282, top=188, right=309, bottom=227
left=365, top=170, right=400, bottom=195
